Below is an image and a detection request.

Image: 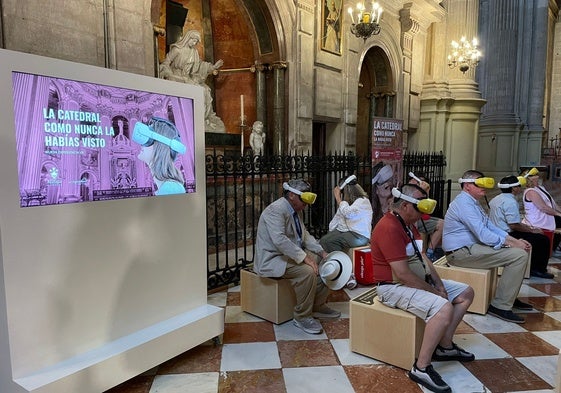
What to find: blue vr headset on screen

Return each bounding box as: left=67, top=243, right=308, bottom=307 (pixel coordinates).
left=132, top=118, right=186, bottom=155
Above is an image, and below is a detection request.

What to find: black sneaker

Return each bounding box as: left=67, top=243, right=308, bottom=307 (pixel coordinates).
left=432, top=343, right=475, bottom=362
left=408, top=362, right=451, bottom=393
left=530, top=270, right=555, bottom=279
left=487, top=305, right=525, bottom=323
left=513, top=299, right=533, bottom=310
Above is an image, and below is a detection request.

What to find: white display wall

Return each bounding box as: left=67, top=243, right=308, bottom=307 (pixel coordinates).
left=0, top=49, right=223, bottom=393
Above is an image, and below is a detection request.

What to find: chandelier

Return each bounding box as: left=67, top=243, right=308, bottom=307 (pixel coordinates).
left=348, top=2, right=382, bottom=41
left=447, top=36, right=481, bottom=73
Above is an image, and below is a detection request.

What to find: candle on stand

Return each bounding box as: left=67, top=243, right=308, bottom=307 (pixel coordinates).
left=240, top=95, right=244, bottom=123
left=240, top=95, right=244, bottom=155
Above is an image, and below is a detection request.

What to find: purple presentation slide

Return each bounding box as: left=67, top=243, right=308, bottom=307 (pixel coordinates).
left=11, top=71, right=197, bottom=207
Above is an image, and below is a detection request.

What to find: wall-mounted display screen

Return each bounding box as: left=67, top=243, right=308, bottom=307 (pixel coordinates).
left=11, top=71, right=196, bottom=207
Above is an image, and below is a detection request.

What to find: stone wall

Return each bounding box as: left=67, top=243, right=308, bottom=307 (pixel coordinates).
left=0, top=0, right=155, bottom=75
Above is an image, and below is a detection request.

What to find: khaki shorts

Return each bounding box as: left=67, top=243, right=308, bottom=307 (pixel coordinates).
left=377, top=279, right=469, bottom=322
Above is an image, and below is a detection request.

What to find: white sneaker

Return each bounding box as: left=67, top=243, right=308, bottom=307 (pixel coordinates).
left=346, top=274, right=358, bottom=289
left=293, top=317, right=323, bottom=334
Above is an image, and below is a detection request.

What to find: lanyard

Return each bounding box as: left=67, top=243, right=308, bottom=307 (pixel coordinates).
left=393, top=211, right=433, bottom=281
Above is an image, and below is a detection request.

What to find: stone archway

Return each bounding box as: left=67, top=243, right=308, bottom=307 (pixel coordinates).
left=152, top=0, right=285, bottom=150
left=356, top=46, right=394, bottom=158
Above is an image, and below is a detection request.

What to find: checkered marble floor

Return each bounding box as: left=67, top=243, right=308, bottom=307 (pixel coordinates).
left=105, top=261, right=561, bottom=393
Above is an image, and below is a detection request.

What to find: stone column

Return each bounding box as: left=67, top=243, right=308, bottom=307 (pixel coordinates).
left=478, top=0, right=550, bottom=171
left=255, top=63, right=267, bottom=131
left=399, top=4, right=420, bottom=131
left=419, top=0, right=485, bottom=191
left=518, top=0, right=549, bottom=166
left=271, top=61, right=287, bottom=155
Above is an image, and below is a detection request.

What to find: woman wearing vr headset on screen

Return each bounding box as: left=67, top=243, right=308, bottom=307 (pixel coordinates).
left=133, top=117, right=187, bottom=196
left=319, top=175, right=373, bottom=253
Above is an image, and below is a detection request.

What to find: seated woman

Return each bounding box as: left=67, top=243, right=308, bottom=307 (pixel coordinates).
left=522, top=168, right=561, bottom=256
left=320, top=175, right=373, bottom=253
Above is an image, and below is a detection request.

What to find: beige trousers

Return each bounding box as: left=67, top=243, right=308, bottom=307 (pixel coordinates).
left=446, top=244, right=527, bottom=310
left=283, top=261, right=329, bottom=320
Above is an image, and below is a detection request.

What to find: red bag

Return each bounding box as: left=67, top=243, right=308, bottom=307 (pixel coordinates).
left=354, top=248, right=374, bottom=285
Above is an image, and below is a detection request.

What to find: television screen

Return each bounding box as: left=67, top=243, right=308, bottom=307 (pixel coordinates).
left=11, top=71, right=196, bottom=207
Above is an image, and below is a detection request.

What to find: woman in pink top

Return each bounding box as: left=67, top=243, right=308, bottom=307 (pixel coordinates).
left=522, top=172, right=561, bottom=254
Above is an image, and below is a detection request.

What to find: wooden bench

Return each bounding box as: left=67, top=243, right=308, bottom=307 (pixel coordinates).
left=349, top=288, right=425, bottom=369
left=240, top=269, right=296, bottom=324
left=433, top=257, right=497, bottom=315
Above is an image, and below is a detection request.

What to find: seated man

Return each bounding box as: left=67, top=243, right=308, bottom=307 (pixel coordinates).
left=443, top=170, right=532, bottom=324
left=489, top=175, right=553, bottom=278
left=371, top=184, right=474, bottom=393
left=254, top=179, right=338, bottom=335
left=408, top=172, right=444, bottom=261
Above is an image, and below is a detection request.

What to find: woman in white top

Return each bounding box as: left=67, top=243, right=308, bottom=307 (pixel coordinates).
left=319, top=176, right=373, bottom=253
left=522, top=172, right=561, bottom=253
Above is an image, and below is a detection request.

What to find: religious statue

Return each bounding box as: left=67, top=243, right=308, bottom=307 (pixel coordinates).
left=159, top=30, right=225, bottom=133
left=249, top=121, right=266, bottom=155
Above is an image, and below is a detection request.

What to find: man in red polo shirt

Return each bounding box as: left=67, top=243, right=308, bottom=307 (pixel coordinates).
left=371, top=183, right=475, bottom=393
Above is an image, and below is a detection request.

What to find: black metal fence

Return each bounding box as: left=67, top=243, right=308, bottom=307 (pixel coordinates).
left=205, top=151, right=451, bottom=290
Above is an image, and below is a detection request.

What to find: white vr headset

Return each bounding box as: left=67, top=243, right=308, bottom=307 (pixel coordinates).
left=391, top=187, right=437, bottom=214
left=409, top=171, right=430, bottom=191
left=498, top=180, right=522, bottom=189
left=132, top=119, right=186, bottom=155
left=339, top=175, right=357, bottom=190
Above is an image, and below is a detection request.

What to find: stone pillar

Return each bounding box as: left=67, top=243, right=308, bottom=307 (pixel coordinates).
left=419, top=0, right=485, bottom=193
left=518, top=0, right=549, bottom=166
left=478, top=0, right=550, bottom=171
left=272, top=61, right=287, bottom=155
left=399, top=4, right=420, bottom=131
left=255, top=63, right=267, bottom=130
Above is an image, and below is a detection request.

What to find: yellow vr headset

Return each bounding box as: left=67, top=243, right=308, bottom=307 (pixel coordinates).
left=283, top=182, right=317, bottom=204
left=458, top=177, right=495, bottom=189
left=517, top=167, right=540, bottom=187
left=391, top=187, right=437, bottom=214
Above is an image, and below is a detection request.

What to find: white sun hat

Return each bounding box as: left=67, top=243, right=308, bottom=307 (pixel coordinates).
left=319, top=251, right=353, bottom=290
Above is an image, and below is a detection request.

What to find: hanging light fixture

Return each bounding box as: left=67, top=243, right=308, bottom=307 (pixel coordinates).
left=447, top=36, right=481, bottom=74
left=348, top=2, right=382, bottom=41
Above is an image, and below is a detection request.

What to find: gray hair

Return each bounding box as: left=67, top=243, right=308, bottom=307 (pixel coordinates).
left=391, top=184, right=426, bottom=210
left=283, top=179, right=311, bottom=197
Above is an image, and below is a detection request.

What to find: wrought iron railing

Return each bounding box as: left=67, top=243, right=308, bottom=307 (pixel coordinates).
left=205, top=151, right=450, bottom=290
